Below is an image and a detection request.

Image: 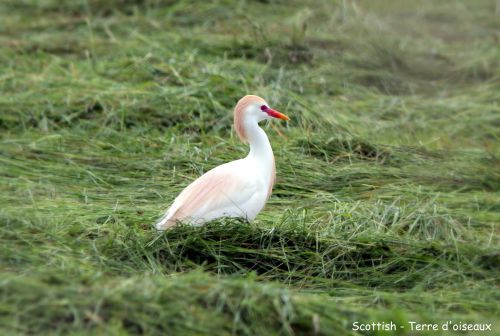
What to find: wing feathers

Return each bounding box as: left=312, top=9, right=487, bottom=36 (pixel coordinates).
left=156, top=161, right=256, bottom=229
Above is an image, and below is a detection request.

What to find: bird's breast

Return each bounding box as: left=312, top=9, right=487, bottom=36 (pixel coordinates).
left=244, top=155, right=275, bottom=198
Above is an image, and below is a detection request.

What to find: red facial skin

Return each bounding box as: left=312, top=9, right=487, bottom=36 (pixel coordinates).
left=260, top=105, right=290, bottom=120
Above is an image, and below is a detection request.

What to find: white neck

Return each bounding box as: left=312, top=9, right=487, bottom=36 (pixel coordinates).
left=244, top=120, right=274, bottom=163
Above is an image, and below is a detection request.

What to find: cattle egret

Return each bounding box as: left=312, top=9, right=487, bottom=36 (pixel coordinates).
left=155, top=95, right=289, bottom=230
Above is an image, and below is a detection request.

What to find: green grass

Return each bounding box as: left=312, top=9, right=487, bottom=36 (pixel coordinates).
left=1, top=0, right=499, bottom=335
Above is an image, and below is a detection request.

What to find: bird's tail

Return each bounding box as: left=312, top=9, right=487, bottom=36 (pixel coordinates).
left=154, top=215, right=167, bottom=230
left=155, top=208, right=177, bottom=230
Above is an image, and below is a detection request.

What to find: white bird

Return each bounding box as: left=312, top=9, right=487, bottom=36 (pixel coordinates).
left=155, top=95, right=289, bottom=230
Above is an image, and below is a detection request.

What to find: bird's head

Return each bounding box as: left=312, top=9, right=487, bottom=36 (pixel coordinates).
left=234, top=95, right=289, bottom=142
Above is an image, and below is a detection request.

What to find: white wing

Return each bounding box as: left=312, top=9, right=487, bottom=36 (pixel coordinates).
left=156, top=159, right=264, bottom=230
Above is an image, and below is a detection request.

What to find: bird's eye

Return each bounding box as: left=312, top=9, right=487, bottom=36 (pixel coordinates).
left=260, top=105, right=268, bottom=111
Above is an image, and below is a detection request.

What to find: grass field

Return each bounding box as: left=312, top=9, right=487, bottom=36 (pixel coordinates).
left=1, top=0, right=499, bottom=335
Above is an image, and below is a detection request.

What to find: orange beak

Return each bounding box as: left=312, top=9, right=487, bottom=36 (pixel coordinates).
left=264, top=107, right=290, bottom=121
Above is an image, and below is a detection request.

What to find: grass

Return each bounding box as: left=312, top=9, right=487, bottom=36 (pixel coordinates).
left=0, top=0, right=499, bottom=335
